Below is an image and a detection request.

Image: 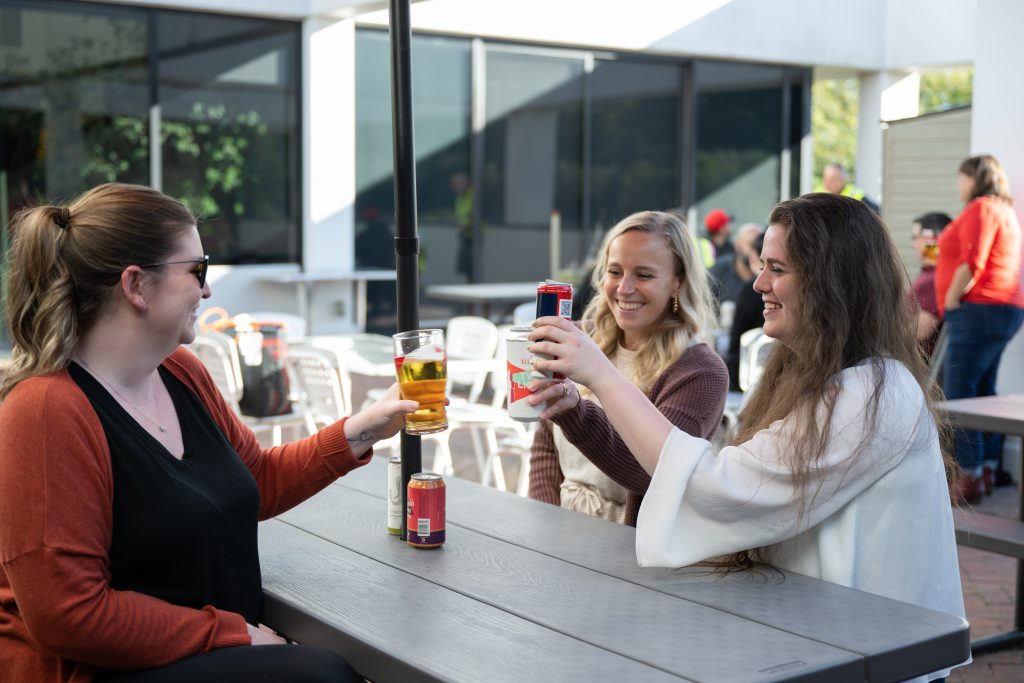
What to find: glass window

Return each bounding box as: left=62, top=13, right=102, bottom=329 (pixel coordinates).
left=482, top=49, right=583, bottom=231
left=590, top=59, right=683, bottom=231
left=354, top=30, right=471, bottom=267
left=156, top=11, right=301, bottom=264
left=693, top=61, right=785, bottom=230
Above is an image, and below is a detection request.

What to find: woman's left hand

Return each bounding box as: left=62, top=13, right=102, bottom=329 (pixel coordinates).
left=527, top=378, right=580, bottom=420
left=344, top=383, right=420, bottom=455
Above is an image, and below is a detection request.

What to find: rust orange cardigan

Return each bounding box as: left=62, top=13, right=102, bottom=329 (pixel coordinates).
left=0, top=347, right=369, bottom=682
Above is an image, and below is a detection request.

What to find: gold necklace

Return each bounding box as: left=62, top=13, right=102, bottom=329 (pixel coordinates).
left=79, top=360, right=168, bottom=433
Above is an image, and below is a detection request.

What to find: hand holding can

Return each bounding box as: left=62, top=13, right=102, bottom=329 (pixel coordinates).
left=393, top=329, right=448, bottom=435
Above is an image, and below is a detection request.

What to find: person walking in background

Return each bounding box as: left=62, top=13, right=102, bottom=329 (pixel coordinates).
left=0, top=183, right=419, bottom=682
left=936, top=154, right=1024, bottom=503
left=818, top=162, right=880, bottom=214
left=703, top=208, right=734, bottom=260
left=910, top=212, right=952, bottom=357
left=451, top=171, right=475, bottom=282
left=528, top=211, right=727, bottom=526
left=528, top=193, right=966, bottom=682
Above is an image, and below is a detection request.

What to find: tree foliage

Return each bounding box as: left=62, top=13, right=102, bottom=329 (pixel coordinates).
left=920, top=67, right=973, bottom=115
left=812, top=78, right=859, bottom=180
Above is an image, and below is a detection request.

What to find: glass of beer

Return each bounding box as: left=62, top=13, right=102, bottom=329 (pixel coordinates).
left=392, top=329, right=448, bottom=435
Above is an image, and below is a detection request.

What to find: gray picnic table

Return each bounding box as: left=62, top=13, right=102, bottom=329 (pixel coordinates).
left=259, top=456, right=969, bottom=682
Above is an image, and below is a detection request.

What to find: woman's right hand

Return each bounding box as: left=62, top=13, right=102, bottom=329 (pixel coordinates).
left=529, top=316, right=614, bottom=389
left=247, top=622, right=287, bottom=645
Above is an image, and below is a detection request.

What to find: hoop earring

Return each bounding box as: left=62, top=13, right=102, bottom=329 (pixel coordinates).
left=672, top=295, right=679, bottom=314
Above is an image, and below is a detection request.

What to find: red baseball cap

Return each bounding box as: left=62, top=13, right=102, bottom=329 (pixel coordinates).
left=704, top=208, right=731, bottom=233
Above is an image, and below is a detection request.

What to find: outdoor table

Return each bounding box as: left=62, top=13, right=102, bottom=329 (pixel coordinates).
left=259, top=269, right=397, bottom=333
left=425, top=282, right=538, bottom=320
left=940, top=393, right=1024, bottom=654
left=259, top=457, right=969, bottom=682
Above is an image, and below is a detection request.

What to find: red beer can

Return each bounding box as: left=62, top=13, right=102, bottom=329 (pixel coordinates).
left=535, top=280, right=573, bottom=379
left=406, top=473, right=445, bottom=548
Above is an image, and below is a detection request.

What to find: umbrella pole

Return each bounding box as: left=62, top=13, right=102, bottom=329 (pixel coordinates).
left=388, top=0, right=423, bottom=541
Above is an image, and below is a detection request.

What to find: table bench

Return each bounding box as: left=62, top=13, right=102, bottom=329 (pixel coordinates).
left=940, top=393, right=1024, bottom=654
left=259, top=457, right=969, bottom=682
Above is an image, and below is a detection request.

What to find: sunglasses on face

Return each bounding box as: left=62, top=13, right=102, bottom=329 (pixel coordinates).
left=139, top=255, right=210, bottom=289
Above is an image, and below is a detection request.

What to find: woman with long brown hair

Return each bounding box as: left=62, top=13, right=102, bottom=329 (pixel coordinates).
left=530, top=193, right=965, bottom=681
left=936, top=154, right=1024, bottom=503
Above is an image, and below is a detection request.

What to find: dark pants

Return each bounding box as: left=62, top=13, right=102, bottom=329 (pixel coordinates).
left=94, top=645, right=361, bottom=683
left=943, top=302, right=1024, bottom=470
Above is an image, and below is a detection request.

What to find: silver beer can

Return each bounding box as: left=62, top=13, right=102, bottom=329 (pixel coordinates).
left=387, top=454, right=402, bottom=535
left=506, top=325, right=545, bottom=422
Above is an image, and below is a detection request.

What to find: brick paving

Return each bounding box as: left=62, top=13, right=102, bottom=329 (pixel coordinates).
left=950, top=483, right=1024, bottom=682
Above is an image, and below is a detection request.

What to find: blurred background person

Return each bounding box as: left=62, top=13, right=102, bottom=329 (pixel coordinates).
left=818, top=162, right=880, bottom=214
left=936, top=154, right=1024, bottom=502
left=528, top=211, right=727, bottom=525
left=910, top=211, right=952, bottom=358
left=724, top=231, right=766, bottom=391
left=709, top=223, right=762, bottom=310
left=703, top=207, right=734, bottom=261
left=451, top=171, right=475, bottom=282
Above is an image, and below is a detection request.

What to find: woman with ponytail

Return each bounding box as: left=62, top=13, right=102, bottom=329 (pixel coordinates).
left=0, top=183, right=418, bottom=682
left=530, top=194, right=966, bottom=682
left=527, top=211, right=728, bottom=525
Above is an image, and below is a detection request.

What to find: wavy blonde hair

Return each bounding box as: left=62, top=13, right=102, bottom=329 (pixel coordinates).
left=1, top=183, right=196, bottom=399
left=581, top=210, right=716, bottom=393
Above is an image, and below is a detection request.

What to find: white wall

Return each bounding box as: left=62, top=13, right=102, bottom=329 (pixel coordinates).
left=971, top=0, right=1024, bottom=397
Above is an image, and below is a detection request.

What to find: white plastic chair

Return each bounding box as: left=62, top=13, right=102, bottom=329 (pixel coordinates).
left=188, top=332, right=305, bottom=444
left=738, top=327, right=775, bottom=392
left=445, top=316, right=499, bottom=404
left=285, top=346, right=351, bottom=434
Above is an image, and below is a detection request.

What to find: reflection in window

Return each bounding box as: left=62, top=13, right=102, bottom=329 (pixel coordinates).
left=483, top=50, right=583, bottom=230
left=694, top=62, right=784, bottom=229
left=157, top=12, right=300, bottom=264
left=590, top=59, right=682, bottom=232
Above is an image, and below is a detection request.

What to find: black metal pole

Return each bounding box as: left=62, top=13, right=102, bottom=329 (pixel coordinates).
left=388, top=0, right=422, bottom=541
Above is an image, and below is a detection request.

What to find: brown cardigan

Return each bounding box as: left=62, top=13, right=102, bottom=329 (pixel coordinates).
left=528, top=343, right=728, bottom=526
left=0, top=347, right=369, bottom=683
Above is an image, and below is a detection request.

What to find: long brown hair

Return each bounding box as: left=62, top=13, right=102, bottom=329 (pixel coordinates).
left=959, top=154, right=1013, bottom=204
left=1, top=183, right=196, bottom=399
left=726, top=193, right=954, bottom=567
left=582, top=211, right=716, bottom=392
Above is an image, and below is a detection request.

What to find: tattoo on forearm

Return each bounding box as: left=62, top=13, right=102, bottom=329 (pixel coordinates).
left=347, top=431, right=374, bottom=444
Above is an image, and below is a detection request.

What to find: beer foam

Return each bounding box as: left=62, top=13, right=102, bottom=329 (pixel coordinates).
left=406, top=344, right=445, bottom=361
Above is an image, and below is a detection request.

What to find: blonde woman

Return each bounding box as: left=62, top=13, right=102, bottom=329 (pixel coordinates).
left=531, top=194, right=966, bottom=681
left=528, top=211, right=728, bottom=526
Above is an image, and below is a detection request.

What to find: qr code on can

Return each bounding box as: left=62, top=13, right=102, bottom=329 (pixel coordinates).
left=559, top=299, right=572, bottom=318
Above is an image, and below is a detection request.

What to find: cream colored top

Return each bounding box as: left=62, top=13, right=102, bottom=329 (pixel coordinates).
left=554, top=345, right=635, bottom=523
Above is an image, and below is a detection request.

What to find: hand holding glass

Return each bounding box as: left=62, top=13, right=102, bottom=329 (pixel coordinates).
left=392, top=329, right=448, bottom=435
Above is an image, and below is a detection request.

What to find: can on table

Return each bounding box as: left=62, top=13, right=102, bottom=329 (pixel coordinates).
left=506, top=325, right=545, bottom=422
left=387, top=455, right=402, bottom=536
left=406, top=473, right=445, bottom=548
left=534, top=280, right=574, bottom=379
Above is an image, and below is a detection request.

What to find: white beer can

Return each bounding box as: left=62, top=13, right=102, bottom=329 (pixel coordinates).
left=387, top=454, right=402, bottom=535
left=506, top=326, right=545, bottom=422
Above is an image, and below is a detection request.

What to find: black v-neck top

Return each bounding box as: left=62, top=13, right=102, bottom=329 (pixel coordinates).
left=68, top=362, right=263, bottom=623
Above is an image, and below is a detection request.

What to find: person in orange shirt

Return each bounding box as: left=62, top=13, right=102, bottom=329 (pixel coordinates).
left=935, top=154, right=1024, bottom=503
left=0, top=183, right=419, bottom=682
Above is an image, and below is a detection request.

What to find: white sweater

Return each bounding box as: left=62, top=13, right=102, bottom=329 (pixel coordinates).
left=637, top=359, right=967, bottom=680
